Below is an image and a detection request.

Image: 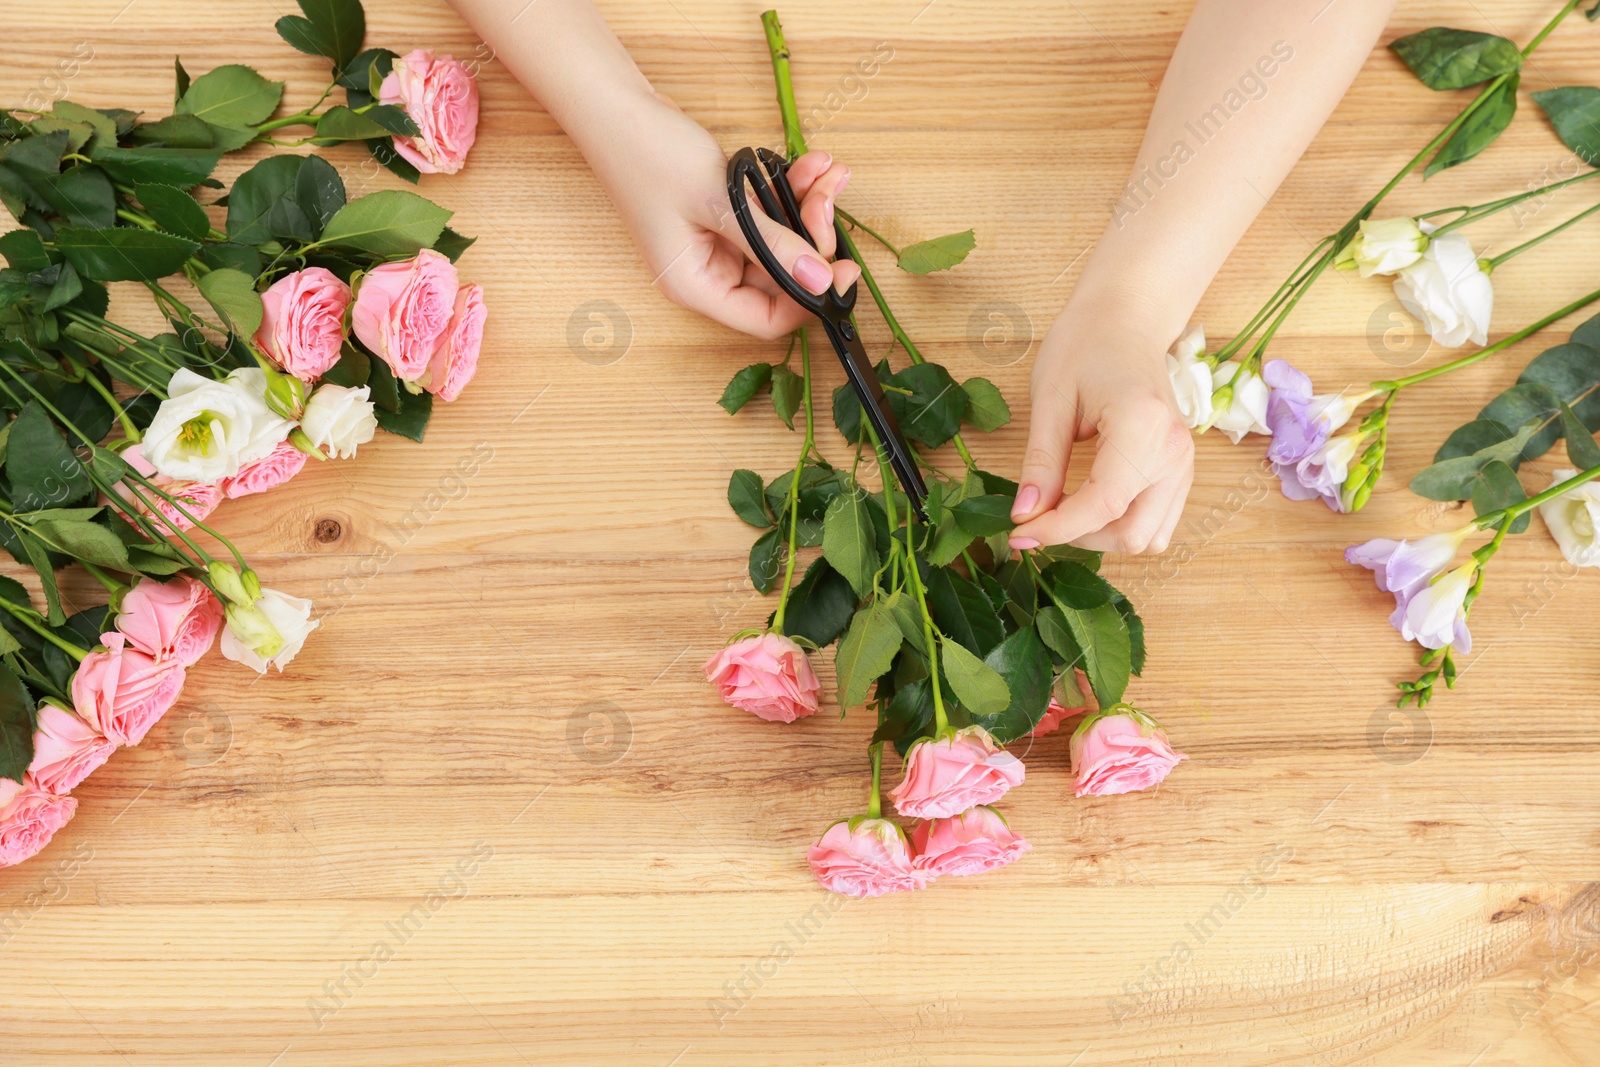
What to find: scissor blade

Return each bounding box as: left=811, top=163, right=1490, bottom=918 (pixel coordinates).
left=820, top=318, right=929, bottom=517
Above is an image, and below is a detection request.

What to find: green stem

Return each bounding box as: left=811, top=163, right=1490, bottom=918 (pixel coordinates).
left=1482, top=459, right=1600, bottom=524
left=77, top=366, right=140, bottom=441
left=1488, top=200, right=1600, bottom=268
left=1430, top=167, right=1600, bottom=235
left=839, top=209, right=902, bottom=258
left=1372, top=285, right=1600, bottom=390
left=867, top=740, right=883, bottom=818
left=769, top=328, right=815, bottom=632
left=0, top=597, right=87, bottom=662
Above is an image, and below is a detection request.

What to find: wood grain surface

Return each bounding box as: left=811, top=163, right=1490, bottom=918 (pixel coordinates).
left=4, top=1, right=1600, bottom=1064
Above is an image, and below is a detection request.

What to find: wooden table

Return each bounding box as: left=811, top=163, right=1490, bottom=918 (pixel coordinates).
left=4, top=1, right=1600, bottom=1063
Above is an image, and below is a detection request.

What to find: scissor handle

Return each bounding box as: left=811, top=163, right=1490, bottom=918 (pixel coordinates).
left=726, top=147, right=857, bottom=322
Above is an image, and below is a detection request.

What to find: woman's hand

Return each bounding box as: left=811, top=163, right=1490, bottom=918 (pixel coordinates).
left=1007, top=296, right=1193, bottom=554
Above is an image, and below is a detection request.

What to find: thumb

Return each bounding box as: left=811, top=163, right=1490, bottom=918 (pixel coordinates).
left=1012, top=383, right=1080, bottom=526
left=717, top=180, right=844, bottom=298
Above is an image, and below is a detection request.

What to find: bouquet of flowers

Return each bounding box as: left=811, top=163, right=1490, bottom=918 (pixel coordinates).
left=0, top=0, right=486, bottom=866
left=1164, top=2, right=1600, bottom=702
left=703, top=13, right=1185, bottom=898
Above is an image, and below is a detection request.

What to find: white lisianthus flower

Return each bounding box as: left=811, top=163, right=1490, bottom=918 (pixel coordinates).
left=1165, top=323, right=1214, bottom=429
left=1334, top=217, right=1428, bottom=277
left=221, top=588, right=319, bottom=673
left=143, top=368, right=294, bottom=483
left=1536, top=468, right=1600, bottom=567
left=1393, top=227, right=1492, bottom=348
left=1207, top=362, right=1270, bottom=443
left=300, top=384, right=378, bottom=459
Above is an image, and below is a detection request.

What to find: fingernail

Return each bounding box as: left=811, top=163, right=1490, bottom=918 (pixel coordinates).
left=838, top=167, right=851, bottom=193
left=1011, top=484, right=1039, bottom=518
left=793, top=255, right=832, bottom=294
left=814, top=152, right=832, bottom=169
left=825, top=199, right=835, bottom=226
left=1009, top=537, right=1041, bottom=551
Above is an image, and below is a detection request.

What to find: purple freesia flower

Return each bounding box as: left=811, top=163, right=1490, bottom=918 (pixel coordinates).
left=1263, top=359, right=1370, bottom=465
left=1273, top=432, right=1362, bottom=512
left=1345, top=527, right=1476, bottom=650
left=1397, top=563, right=1475, bottom=651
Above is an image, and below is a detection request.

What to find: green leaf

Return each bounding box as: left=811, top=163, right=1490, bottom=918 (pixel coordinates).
left=774, top=557, right=856, bottom=648
left=1434, top=418, right=1516, bottom=462
left=26, top=516, right=132, bottom=569
left=718, top=362, right=771, bottom=414
left=875, top=676, right=935, bottom=755
left=433, top=226, right=476, bottom=262
left=375, top=386, right=433, bottom=441
left=1042, top=560, right=1116, bottom=610
left=365, top=137, right=421, bottom=185
left=1425, top=73, right=1518, bottom=177
left=1482, top=382, right=1563, bottom=459
left=313, top=105, right=394, bottom=142
left=1062, top=603, right=1131, bottom=706
left=951, top=494, right=1014, bottom=537
left=89, top=144, right=221, bottom=188
left=727, top=469, right=773, bottom=528
left=226, top=154, right=304, bottom=246
left=1532, top=87, right=1600, bottom=166
left=275, top=0, right=367, bottom=71
left=176, top=64, right=283, bottom=128
left=748, top=527, right=783, bottom=593
left=1412, top=421, right=1540, bottom=501
left=319, top=190, right=452, bottom=257
left=834, top=603, right=903, bottom=708
left=961, top=377, right=1010, bottom=431
left=50, top=101, right=117, bottom=149
left=295, top=154, right=346, bottom=236
left=1561, top=403, right=1600, bottom=468
left=940, top=637, right=1010, bottom=715
left=882, top=589, right=927, bottom=656
left=896, top=229, right=975, bottom=274
left=55, top=226, right=198, bottom=283
left=195, top=267, right=264, bottom=337
left=969, top=626, right=1053, bottom=743
left=135, top=182, right=211, bottom=240
left=925, top=568, right=1005, bottom=656
left=8, top=401, right=92, bottom=511
left=821, top=491, right=878, bottom=598
left=927, top=512, right=975, bottom=568
left=1470, top=460, right=1531, bottom=534
left=1390, top=28, right=1522, bottom=90
left=1035, top=604, right=1082, bottom=666
left=353, top=104, right=420, bottom=138
left=1519, top=342, right=1600, bottom=429
left=322, top=343, right=371, bottom=389
left=884, top=362, right=967, bottom=449
left=1113, top=595, right=1146, bottom=676
left=770, top=364, right=803, bottom=429
left=0, top=229, right=52, bottom=272
left=0, top=663, right=34, bottom=785
left=13, top=526, right=63, bottom=626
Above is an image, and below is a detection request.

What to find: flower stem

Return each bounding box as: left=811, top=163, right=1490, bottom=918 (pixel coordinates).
left=769, top=328, right=815, bottom=632
left=1372, top=285, right=1600, bottom=390
left=1429, top=167, right=1600, bottom=235
left=838, top=209, right=902, bottom=258
left=1480, top=459, right=1600, bottom=526
left=867, top=740, right=883, bottom=819
left=0, top=597, right=87, bottom=663
left=1487, top=200, right=1600, bottom=268
left=77, top=366, right=140, bottom=441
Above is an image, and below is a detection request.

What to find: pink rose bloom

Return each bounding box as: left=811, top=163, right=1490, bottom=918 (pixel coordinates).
left=425, top=284, right=486, bottom=402
left=806, top=817, right=930, bottom=897
left=27, top=705, right=117, bottom=795
left=1070, top=708, right=1187, bottom=798
left=888, top=725, right=1024, bottom=820
left=1029, top=698, right=1084, bottom=738
left=378, top=49, right=480, bottom=175
left=110, top=444, right=222, bottom=534
left=254, top=267, right=352, bottom=382
left=115, top=575, right=224, bottom=667
left=220, top=439, right=308, bottom=499
left=910, top=805, right=1030, bottom=877
left=702, top=633, right=820, bottom=723
left=71, top=632, right=185, bottom=747
left=0, top=776, right=77, bottom=868
left=351, top=249, right=460, bottom=382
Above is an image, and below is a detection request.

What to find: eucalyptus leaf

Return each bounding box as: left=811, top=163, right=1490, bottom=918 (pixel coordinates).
left=1411, top=421, right=1538, bottom=501
left=1561, top=403, right=1600, bottom=468
left=1470, top=460, right=1531, bottom=534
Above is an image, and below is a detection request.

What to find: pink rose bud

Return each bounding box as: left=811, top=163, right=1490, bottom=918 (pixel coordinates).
left=254, top=266, right=352, bottom=382
left=425, top=283, right=486, bottom=402
left=109, top=444, right=222, bottom=534
left=910, top=805, right=1031, bottom=877
left=71, top=632, right=185, bottom=747
left=1029, top=697, right=1084, bottom=738
left=378, top=49, right=480, bottom=175
left=220, top=439, right=308, bottom=500
left=806, top=816, right=930, bottom=897
left=27, top=705, right=117, bottom=795
left=888, top=725, right=1024, bottom=820
left=702, top=632, right=820, bottom=723
left=1070, top=707, right=1187, bottom=798
left=115, top=575, right=225, bottom=667
left=0, top=776, right=77, bottom=869
left=351, top=249, right=460, bottom=382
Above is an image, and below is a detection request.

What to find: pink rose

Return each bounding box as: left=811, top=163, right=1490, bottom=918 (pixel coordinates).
left=71, top=632, right=185, bottom=746
left=115, top=575, right=224, bottom=667
left=1070, top=708, right=1187, bottom=798
left=910, top=805, right=1030, bottom=877
left=351, top=249, right=460, bottom=382
left=888, top=725, right=1024, bottom=820
left=702, top=633, right=820, bottom=723
left=806, top=817, right=930, bottom=897
left=27, top=705, right=117, bottom=795
left=0, top=776, right=77, bottom=868
left=110, top=444, right=222, bottom=534
left=425, top=284, right=486, bottom=402
left=378, top=49, right=480, bottom=175
left=254, top=266, right=352, bottom=382
left=1029, top=698, right=1084, bottom=738
left=220, top=439, right=308, bottom=499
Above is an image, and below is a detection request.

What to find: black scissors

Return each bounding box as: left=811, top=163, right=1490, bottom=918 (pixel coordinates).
left=726, top=146, right=929, bottom=519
